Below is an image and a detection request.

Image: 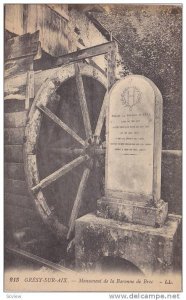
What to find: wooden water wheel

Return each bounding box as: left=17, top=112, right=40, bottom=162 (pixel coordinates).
left=24, top=62, right=108, bottom=241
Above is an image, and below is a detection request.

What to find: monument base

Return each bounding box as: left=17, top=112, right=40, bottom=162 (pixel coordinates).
left=97, top=197, right=168, bottom=227
left=75, top=213, right=181, bottom=275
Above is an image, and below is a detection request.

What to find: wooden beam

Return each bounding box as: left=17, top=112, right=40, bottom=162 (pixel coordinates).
left=37, top=104, right=86, bottom=146
left=31, top=155, right=89, bottom=193
left=107, top=41, right=118, bottom=90
left=6, top=246, right=76, bottom=273
left=5, top=30, right=40, bottom=61
left=4, top=41, right=115, bottom=102
left=67, top=166, right=91, bottom=240
left=75, top=63, right=92, bottom=139
left=55, top=41, right=115, bottom=66
left=94, top=93, right=108, bottom=137
left=25, top=71, right=35, bottom=110
left=23, top=4, right=28, bottom=34
left=50, top=147, right=84, bottom=156
left=4, top=44, right=110, bottom=100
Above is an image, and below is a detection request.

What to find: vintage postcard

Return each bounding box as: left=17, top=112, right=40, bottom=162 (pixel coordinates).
left=4, top=3, right=182, bottom=294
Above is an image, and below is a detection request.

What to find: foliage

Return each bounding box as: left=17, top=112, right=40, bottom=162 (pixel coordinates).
left=94, top=5, right=182, bottom=149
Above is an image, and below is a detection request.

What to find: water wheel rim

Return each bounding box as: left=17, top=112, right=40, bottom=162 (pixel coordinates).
left=24, top=62, right=107, bottom=240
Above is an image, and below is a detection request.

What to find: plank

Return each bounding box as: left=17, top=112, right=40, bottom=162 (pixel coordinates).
left=5, top=179, right=28, bottom=196
left=5, top=145, right=23, bottom=163
left=107, top=41, right=117, bottom=89
left=26, top=4, right=68, bottom=57
left=55, top=41, right=115, bottom=66
left=25, top=71, right=35, bottom=109
left=5, top=4, right=24, bottom=35
left=6, top=247, right=76, bottom=273
left=37, top=104, right=86, bottom=146
left=67, top=167, right=91, bottom=239
left=31, top=155, right=88, bottom=193
left=4, top=111, right=28, bottom=128
left=75, top=63, right=92, bottom=139
left=5, top=193, right=32, bottom=209
left=4, top=56, right=107, bottom=102
left=5, top=30, right=40, bottom=61
left=5, top=163, right=25, bottom=180
left=4, top=37, right=113, bottom=101
left=4, top=127, right=25, bottom=145
left=23, top=4, right=28, bottom=34
left=5, top=56, right=33, bottom=79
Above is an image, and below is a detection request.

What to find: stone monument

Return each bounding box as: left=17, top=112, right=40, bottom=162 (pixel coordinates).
left=97, top=75, right=168, bottom=227
left=75, top=75, right=181, bottom=274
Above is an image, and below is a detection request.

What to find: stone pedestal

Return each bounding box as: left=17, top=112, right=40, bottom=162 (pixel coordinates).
left=75, top=213, right=181, bottom=275
left=97, top=197, right=168, bottom=227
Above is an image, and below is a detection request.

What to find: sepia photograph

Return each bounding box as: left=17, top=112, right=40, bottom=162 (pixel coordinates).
left=4, top=3, right=182, bottom=294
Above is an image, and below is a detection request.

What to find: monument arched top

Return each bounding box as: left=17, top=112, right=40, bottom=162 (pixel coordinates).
left=108, top=75, right=163, bottom=114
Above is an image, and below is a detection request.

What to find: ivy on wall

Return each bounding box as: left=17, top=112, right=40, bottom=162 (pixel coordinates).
left=94, top=5, right=182, bottom=149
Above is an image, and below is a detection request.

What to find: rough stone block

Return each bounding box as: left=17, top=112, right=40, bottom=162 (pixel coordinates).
left=75, top=213, right=181, bottom=275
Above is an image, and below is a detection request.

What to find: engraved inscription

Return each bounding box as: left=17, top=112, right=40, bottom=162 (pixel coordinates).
left=110, top=112, right=152, bottom=156
left=121, top=86, right=141, bottom=111
left=106, top=76, right=156, bottom=196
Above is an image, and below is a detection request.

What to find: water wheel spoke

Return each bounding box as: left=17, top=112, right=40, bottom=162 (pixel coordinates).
left=94, top=93, right=108, bottom=137
left=31, top=155, right=88, bottom=193
left=37, top=104, right=86, bottom=146
left=50, top=147, right=84, bottom=156
left=74, top=63, right=92, bottom=139
left=67, top=166, right=91, bottom=240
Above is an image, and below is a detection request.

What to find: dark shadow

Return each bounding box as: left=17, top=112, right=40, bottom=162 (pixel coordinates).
left=99, top=256, right=143, bottom=274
